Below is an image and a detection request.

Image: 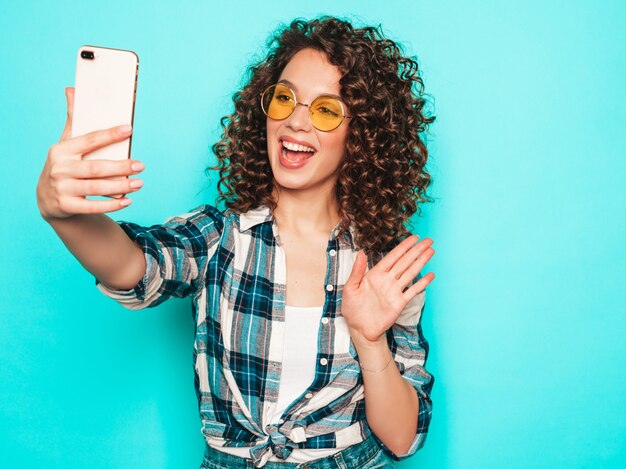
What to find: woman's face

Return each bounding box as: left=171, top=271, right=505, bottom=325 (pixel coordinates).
left=266, top=48, right=350, bottom=193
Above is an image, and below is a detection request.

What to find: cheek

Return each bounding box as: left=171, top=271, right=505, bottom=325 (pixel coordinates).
left=322, top=130, right=349, bottom=163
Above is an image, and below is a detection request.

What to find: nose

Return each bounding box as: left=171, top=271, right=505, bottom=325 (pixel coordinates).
left=286, top=102, right=312, bottom=132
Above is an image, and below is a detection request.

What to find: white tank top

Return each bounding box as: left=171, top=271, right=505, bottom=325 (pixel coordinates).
left=213, top=304, right=343, bottom=462
left=269, top=304, right=324, bottom=424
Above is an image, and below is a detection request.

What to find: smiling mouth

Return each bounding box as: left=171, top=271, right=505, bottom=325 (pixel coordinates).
left=280, top=140, right=316, bottom=163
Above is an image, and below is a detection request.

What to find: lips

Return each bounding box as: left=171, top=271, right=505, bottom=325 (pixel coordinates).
left=276, top=135, right=317, bottom=169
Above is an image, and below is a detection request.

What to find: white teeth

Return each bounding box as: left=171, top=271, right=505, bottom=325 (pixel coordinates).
left=282, top=140, right=315, bottom=152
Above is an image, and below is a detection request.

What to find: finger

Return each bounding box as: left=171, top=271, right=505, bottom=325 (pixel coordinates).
left=61, top=196, right=133, bottom=214
left=60, top=87, right=75, bottom=142
left=63, top=177, right=143, bottom=197
left=402, top=272, right=435, bottom=299
left=345, top=250, right=368, bottom=287
left=63, top=124, right=133, bottom=156
left=376, top=235, right=420, bottom=272
left=63, top=159, right=145, bottom=179
left=398, top=247, right=435, bottom=289
left=389, top=238, right=433, bottom=279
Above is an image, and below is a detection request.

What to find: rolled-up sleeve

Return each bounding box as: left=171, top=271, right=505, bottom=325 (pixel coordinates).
left=95, top=205, right=223, bottom=310
left=375, top=281, right=434, bottom=460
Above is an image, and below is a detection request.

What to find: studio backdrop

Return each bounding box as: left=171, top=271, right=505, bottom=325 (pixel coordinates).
left=1, top=1, right=624, bottom=468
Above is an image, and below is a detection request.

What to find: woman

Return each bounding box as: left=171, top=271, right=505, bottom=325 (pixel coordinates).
left=36, top=16, right=435, bottom=469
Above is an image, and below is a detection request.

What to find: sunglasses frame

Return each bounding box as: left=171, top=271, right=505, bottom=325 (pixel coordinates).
left=260, top=83, right=353, bottom=132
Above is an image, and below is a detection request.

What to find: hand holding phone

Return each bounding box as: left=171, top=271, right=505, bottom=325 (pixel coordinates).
left=36, top=87, right=145, bottom=221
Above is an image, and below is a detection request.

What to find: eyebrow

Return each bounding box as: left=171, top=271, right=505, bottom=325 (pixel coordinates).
left=278, top=79, right=343, bottom=100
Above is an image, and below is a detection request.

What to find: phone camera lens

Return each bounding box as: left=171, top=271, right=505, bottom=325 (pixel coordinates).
left=81, top=50, right=95, bottom=60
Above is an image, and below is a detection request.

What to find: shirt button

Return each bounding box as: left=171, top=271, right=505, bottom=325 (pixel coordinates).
left=320, top=358, right=328, bottom=366
left=321, top=317, right=329, bottom=325
left=329, top=249, right=337, bottom=257
left=305, top=392, right=313, bottom=399
left=326, top=284, right=334, bottom=292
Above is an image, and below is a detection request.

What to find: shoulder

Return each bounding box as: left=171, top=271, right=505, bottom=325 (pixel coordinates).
left=163, top=204, right=274, bottom=236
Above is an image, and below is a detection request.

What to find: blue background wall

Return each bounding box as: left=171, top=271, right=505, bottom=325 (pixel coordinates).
left=1, top=1, right=624, bottom=468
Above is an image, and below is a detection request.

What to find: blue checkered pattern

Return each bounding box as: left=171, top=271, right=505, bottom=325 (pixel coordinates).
left=96, top=204, right=434, bottom=468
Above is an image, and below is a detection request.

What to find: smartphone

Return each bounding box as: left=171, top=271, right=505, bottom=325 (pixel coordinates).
left=71, top=46, right=139, bottom=196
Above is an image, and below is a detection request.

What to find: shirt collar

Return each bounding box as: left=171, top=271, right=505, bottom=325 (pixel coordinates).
left=239, top=205, right=273, bottom=231
left=239, top=205, right=358, bottom=247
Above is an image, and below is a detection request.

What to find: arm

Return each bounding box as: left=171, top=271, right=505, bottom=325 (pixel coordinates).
left=354, top=336, right=419, bottom=455
left=39, top=90, right=223, bottom=308
left=352, top=289, right=433, bottom=458
left=342, top=235, right=435, bottom=458
left=36, top=87, right=147, bottom=290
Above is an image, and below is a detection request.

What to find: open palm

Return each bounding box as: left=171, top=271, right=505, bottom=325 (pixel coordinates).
left=342, top=235, right=435, bottom=345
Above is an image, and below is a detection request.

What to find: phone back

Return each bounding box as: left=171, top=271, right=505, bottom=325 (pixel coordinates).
left=71, top=46, right=138, bottom=161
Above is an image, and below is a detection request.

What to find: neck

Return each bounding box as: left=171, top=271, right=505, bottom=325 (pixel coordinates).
left=271, top=183, right=342, bottom=237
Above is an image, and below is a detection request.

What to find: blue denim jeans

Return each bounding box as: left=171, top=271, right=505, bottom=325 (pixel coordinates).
left=200, top=435, right=395, bottom=469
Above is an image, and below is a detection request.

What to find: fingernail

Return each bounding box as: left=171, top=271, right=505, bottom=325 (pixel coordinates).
left=129, top=179, right=143, bottom=189
left=131, top=162, right=144, bottom=172
left=118, top=124, right=133, bottom=134
left=120, top=199, right=132, bottom=207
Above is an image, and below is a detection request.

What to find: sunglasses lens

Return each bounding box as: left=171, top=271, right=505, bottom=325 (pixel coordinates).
left=261, top=84, right=295, bottom=120
left=310, top=96, right=344, bottom=131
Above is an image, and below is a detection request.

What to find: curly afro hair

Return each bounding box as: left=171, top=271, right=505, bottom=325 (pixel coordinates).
left=209, top=16, right=435, bottom=255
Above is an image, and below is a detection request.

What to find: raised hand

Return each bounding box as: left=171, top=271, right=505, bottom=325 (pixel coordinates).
left=342, top=235, right=435, bottom=346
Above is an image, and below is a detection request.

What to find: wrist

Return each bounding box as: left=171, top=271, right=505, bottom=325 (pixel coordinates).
left=351, top=336, right=393, bottom=373
left=349, top=327, right=387, bottom=350
left=350, top=328, right=389, bottom=357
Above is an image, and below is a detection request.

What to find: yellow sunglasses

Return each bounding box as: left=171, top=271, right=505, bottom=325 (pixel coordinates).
left=260, top=83, right=353, bottom=132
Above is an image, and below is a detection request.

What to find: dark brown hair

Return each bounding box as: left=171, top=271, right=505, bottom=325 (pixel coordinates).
left=209, top=16, right=435, bottom=255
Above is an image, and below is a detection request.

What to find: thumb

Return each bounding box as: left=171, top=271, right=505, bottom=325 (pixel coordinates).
left=59, top=87, right=75, bottom=142
left=345, top=250, right=368, bottom=288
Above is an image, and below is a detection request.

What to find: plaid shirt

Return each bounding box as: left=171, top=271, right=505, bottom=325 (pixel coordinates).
left=96, top=204, right=434, bottom=467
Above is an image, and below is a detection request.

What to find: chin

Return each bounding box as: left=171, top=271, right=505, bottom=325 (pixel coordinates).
left=271, top=169, right=312, bottom=190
